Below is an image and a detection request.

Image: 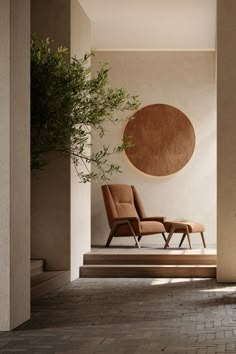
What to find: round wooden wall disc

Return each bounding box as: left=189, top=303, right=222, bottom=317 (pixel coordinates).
left=124, top=104, right=195, bottom=176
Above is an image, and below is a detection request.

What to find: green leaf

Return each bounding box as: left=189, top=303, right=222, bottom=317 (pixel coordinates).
left=31, top=35, right=141, bottom=182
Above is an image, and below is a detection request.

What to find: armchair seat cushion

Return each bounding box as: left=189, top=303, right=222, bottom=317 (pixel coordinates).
left=115, top=220, right=165, bottom=236
left=140, top=221, right=166, bottom=235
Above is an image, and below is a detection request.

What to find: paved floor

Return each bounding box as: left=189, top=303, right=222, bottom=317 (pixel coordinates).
left=1, top=278, right=236, bottom=353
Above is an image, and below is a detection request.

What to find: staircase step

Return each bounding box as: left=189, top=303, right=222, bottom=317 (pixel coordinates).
left=31, top=271, right=70, bottom=300
left=31, top=259, right=44, bottom=277
left=84, top=253, right=216, bottom=266
left=80, top=265, right=216, bottom=278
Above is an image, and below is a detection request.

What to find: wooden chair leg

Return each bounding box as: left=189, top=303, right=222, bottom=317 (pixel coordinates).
left=186, top=229, right=192, bottom=249
left=200, top=232, right=206, bottom=248
left=138, top=236, right=142, bottom=242
left=179, top=233, right=186, bottom=248
left=133, top=236, right=141, bottom=248
left=106, top=229, right=114, bottom=247
left=128, top=221, right=141, bottom=249
left=106, top=225, right=117, bottom=247
left=164, top=227, right=175, bottom=249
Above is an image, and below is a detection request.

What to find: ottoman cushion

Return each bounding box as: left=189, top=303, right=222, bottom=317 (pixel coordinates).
left=164, top=221, right=205, bottom=233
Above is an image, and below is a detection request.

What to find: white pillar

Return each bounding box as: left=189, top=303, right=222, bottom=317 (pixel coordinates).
left=0, top=0, right=30, bottom=330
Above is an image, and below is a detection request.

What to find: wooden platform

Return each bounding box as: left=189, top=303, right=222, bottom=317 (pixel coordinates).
left=80, top=247, right=216, bottom=278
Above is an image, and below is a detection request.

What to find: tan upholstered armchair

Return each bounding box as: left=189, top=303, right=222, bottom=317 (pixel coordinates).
left=101, top=184, right=166, bottom=248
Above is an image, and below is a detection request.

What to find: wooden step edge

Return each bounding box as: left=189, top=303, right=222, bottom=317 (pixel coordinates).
left=80, top=265, right=216, bottom=278
left=81, top=264, right=216, bottom=268
left=30, top=259, right=45, bottom=277
left=31, top=259, right=44, bottom=268
left=83, top=254, right=216, bottom=266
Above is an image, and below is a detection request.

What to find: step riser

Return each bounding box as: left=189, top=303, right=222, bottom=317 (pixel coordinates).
left=84, top=255, right=216, bottom=266
left=80, top=266, right=216, bottom=278
left=31, top=260, right=44, bottom=277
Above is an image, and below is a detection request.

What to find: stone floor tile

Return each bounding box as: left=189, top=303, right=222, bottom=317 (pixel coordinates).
left=0, top=278, right=236, bottom=353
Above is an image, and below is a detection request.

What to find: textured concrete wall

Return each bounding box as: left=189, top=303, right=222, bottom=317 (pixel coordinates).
left=217, top=0, right=236, bottom=281
left=0, top=0, right=30, bottom=330
left=91, top=51, right=216, bottom=248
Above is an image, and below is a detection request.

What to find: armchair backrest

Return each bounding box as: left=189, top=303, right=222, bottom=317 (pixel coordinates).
left=101, top=184, right=147, bottom=228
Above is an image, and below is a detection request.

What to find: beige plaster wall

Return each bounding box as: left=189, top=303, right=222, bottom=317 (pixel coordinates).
left=0, top=0, right=30, bottom=330
left=31, top=0, right=71, bottom=270
left=217, top=0, right=236, bottom=281
left=70, top=0, right=91, bottom=280
left=91, top=51, right=216, bottom=248
left=86, top=0, right=216, bottom=50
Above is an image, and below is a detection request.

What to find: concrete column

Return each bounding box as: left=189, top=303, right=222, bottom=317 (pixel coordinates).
left=217, top=0, right=236, bottom=281
left=70, top=0, right=91, bottom=280
left=0, top=0, right=30, bottom=330
left=31, top=0, right=91, bottom=278
left=31, top=0, right=71, bottom=271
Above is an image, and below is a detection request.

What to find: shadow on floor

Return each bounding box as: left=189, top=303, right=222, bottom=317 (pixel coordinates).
left=15, top=278, right=234, bottom=331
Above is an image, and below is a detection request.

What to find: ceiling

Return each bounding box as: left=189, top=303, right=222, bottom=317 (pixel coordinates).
left=79, top=0, right=216, bottom=50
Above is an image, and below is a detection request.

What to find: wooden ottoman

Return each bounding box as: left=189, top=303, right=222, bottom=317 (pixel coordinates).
left=164, top=221, right=206, bottom=249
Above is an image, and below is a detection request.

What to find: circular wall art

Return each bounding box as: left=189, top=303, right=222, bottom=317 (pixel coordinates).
left=124, top=104, right=196, bottom=176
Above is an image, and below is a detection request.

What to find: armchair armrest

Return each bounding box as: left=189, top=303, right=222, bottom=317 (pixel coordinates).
left=142, top=216, right=166, bottom=223
left=113, top=217, right=139, bottom=222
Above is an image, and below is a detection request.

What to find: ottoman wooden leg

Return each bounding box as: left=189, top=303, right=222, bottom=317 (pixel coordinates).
left=186, top=228, right=192, bottom=249
left=162, top=233, right=169, bottom=247
left=200, top=232, right=206, bottom=248
left=179, top=233, right=186, bottom=248
left=164, top=226, right=175, bottom=249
